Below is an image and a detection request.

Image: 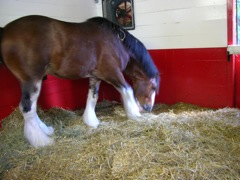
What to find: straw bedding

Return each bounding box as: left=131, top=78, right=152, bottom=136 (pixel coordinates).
left=0, top=101, right=240, bottom=179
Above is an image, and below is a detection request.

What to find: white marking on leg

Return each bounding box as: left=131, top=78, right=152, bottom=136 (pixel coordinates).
left=23, top=104, right=54, bottom=148
left=120, top=87, right=141, bottom=120
left=34, top=81, right=54, bottom=135
left=22, top=81, right=54, bottom=148
left=36, top=114, right=54, bottom=136
left=83, top=89, right=100, bottom=128
left=150, top=91, right=156, bottom=111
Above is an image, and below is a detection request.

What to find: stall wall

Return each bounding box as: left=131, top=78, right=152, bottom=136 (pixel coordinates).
left=0, top=0, right=234, bottom=124
left=130, top=0, right=227, bottom=49
left=235, top=55, right=240, bottom=108
left=0, top=0, right=102, bottom=25
left=130, top=0, right=233, bottom=108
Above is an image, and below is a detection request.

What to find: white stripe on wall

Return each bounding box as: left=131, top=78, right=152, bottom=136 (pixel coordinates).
left=0, top=0, right=227, bottom=49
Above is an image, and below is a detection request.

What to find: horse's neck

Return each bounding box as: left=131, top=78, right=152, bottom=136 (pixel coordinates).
left=124, top=60, right=147, bottom=82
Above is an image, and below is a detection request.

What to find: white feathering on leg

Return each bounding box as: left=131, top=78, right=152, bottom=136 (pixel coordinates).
left=22, top=81, right=54, bottom=148
left=22, top=102, right=54, bottom=148
left=120, top=87, right=141, bottom=120
left=83, top=89, right=100, bottom=128
left=35, top=82, right=54, bottom=136
left=36, top=114, right=54, bottom=136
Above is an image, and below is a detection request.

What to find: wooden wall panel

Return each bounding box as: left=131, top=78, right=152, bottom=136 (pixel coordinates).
left=0, top=0, right=101, bottom=26
left=0, top=0, right=227, bottom=49
left=131, top=0, right=227, bottom=49
left=150, top=47, right=234, bottom=108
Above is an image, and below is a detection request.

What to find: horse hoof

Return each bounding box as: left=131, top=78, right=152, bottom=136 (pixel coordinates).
left=36, top=137, right=54, bottom=148
left=127, top=113, right=142, bottom=121
left=83, top=119, right=100, bottom=128
left=26, top=134, right=54, bottom=148
left=83, top=117, right=100, bottom=128
left=24, top=121, right=54, bottom=148
left=83, top=111, right=100, bottom=128
left=44, top=126, right=54, bottom=136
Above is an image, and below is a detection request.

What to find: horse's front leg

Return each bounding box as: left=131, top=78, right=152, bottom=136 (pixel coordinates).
left=83, top=78, right=101, bottom=128
left=118, top=86, right=141, bottom=120
left=105, top=70, right=141, bottom=120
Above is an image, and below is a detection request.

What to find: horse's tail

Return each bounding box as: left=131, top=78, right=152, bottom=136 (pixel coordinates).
left=0, top=27, right=4, bottom=65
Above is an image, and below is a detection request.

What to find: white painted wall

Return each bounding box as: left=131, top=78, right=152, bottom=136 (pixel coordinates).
left=130, top=0, right=227, bottom=49
left=0, top=0, right=227, bottom=49
left=0, top=0, right=102, bottom=25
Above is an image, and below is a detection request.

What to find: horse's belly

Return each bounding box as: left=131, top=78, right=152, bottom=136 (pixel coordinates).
left=46, top=63, right=91, bottom=79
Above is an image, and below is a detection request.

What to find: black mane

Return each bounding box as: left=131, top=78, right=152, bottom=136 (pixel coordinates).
left=87, top=17, right=160, bottom=88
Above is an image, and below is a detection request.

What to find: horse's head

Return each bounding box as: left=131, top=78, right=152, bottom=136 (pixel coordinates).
left=112, top=26, right=161, bottom=113
left=132, top=75, right=159, bottom=112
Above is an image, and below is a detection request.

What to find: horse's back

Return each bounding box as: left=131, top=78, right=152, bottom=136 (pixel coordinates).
left=1, top=15, right=129, bottom=81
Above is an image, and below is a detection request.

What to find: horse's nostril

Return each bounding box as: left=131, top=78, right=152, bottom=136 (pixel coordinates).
left=143, top=105, right=152, bottom=112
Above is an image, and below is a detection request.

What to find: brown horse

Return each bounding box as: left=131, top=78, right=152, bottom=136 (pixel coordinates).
left=0, top=15, right=160, bottom=148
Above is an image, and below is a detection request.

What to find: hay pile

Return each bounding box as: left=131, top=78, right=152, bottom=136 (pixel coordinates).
left=0, top=101, right=240, bottom=179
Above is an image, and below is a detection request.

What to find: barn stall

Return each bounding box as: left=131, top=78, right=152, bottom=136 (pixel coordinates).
left=0, top=0, right=239, bottom=179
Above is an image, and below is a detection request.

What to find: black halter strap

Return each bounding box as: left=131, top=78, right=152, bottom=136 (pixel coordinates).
left=118, top=28, right=126, bottom=41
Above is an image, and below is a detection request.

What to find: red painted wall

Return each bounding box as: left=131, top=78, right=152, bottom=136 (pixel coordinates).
left=0, top=66, right=21, bottom=122
left=0, top=47, right=235, bottom=128
left=227, top=0, right=238, bottom=107
left=235, top=55, right=240, bottom=108
left=150, top=48, right=234, bottom=108
left=0, top=66, right=120, bottom=128
left=38, top=76, right=120, bottom=110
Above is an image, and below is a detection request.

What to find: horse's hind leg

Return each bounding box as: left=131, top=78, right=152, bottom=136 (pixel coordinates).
left=83, top=78, right=101, bottom=128
left=20, top=80, right=54, bottom=148
left=23, top=82, right=54, bottom=136
left=36, top=114, right=54, bottom=136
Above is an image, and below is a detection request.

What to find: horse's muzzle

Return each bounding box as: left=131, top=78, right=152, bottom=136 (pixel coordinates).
left=143, top=104, right=152, bottom=112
